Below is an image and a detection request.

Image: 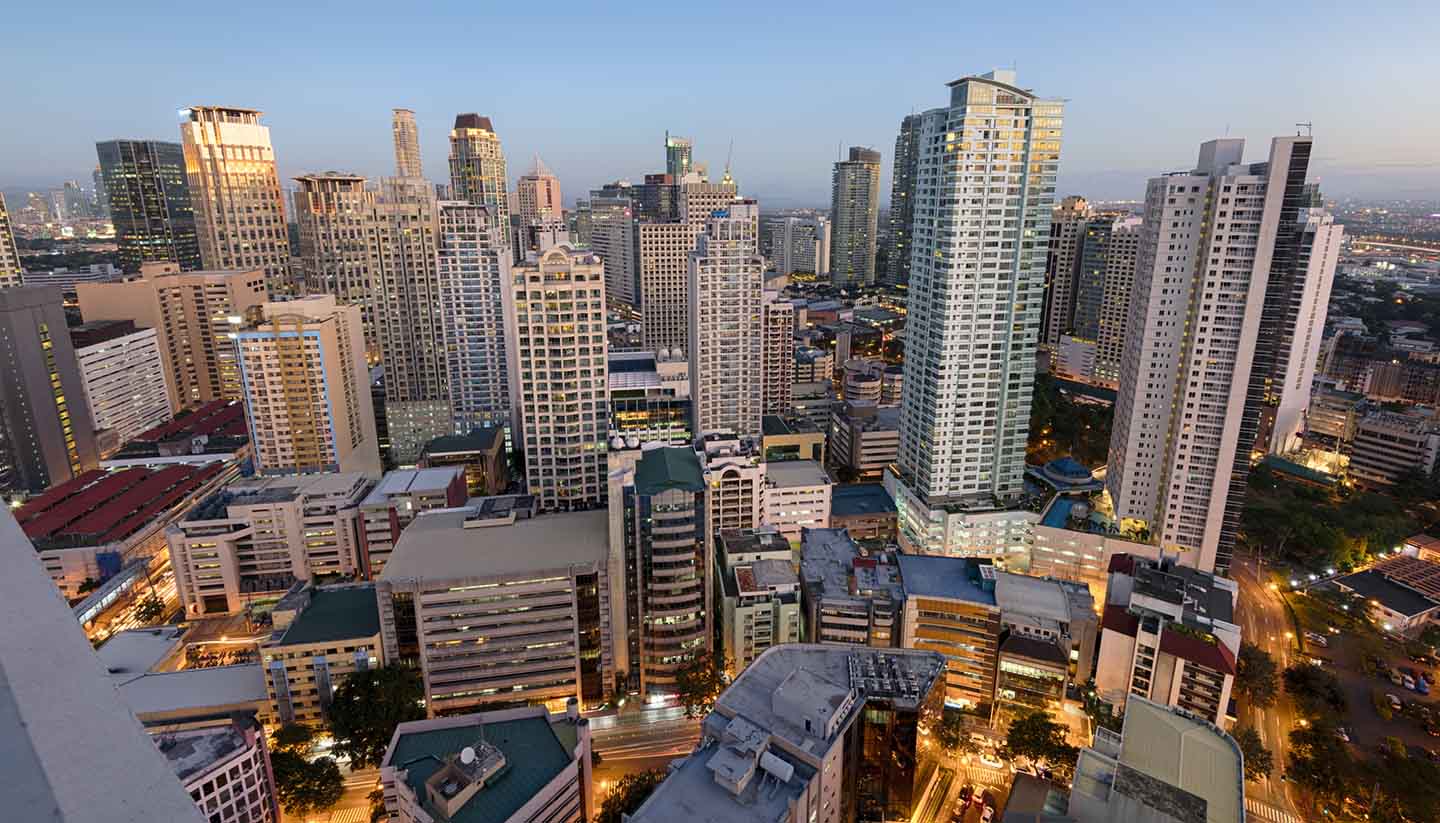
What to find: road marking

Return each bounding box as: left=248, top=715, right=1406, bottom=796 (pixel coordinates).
left=326, top=807, right=369, bottom=823
left=1246, top=798, right=1301, bottom=823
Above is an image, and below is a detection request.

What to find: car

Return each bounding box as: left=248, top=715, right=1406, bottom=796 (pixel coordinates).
left=978, top=753, right=1004, bottom=769
left=1391, top=671, right=1406, bottom=686
left=1421, top=680, right=1432, bottom=696
left=981, top=807, right=994, bottom=823
left=1305, top=632, right=1329, bottom=648
left=1388, top=694, right=1404, bottom=711
left=1335, top=727, right=1351, bottom=742
left=1307, top=656, right=1328, bottom=666
left=1404, top=675, right=1417, bottom=691
left=1428, top=724, right=1440, bottom=738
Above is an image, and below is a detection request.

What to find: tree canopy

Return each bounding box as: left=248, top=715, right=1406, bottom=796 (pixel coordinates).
left=328, top=666, right=426, bottom=768
left=596, top=769, right=665, bottom=823
left=1287, top=724, right=1360, bottom=809
left=271, top=750, right=344, bottom=816
left=271, top=722, right=316, bottom=754
left=674, top=652, right=729, bottom=719
left=1235, top=643, right=1280, bottom=708
left=1232, top=726, right=1274, bottom=781
left=1283, top=663, right=1347, bottom=717
left=1000, top=709, right=1079, bottom=781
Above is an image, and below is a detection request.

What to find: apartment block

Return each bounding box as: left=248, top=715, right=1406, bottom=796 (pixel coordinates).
left=772, top=214, right=832, bottom=278
left=762, top=290, right=797, bottom=416
left=828, top=147, right=881, bottom=286
left=291, top=173, right=378, bottom=350
left=886, top=114, right=921, bottom=286
left=438, top=200, right=512, bottom=434
left=448, top=114, right=510, bottom=230
left=356, top=467, right=467, bottom=578
left=261, top=582, right=382, bottom=725
left=718, top=527, right=802, bottom=674
left=70, top=319, right=172, bottom=449
left=1349, top=409, right=1440, bottom=488
left=0, top=193, right=21, bottom=288
left=800, top=527, right=904, bottom=647
left=829, top=400, right=899, bottom=481
left=699, top=433, right=765, bottom=536
left=761, top=460, right=831, bottom=543
left=690, top=201, right=765, bottom=440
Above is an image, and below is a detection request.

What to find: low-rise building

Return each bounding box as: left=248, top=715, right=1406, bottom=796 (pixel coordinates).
left=799, top=527, right=904, bottom=647
left=718, top=528, right=802, bottom=674
left=828, top=400, right=899, bottom=481
left=896, top=554, right=1002, bottom=710
left=789, top=379, right=835, bottom=432
left=608, top=349, right=693, bottom=447
left=168, top=472, right=372, bottom=615
left=828, top=483, right=897, bottom=542
left=761, top=414, right=826, bottom=463
left=100, top=399, right=251, bottom=470
left=156, top=715, right=279, bottom=823
left=794, top=345, right=833, bottom=383
left=1334, top=554, right=1440, bottom=633
left=380, top=704, right=592, bottom=823
left=260, top=582, right=383, bottom=725
left=1029, top=494, right=1161, bottom=594
left=418, top=430, right=508, bottom=497
left=762, top=459, right=831, bottom=542
left=357, top=467, right=468, bottom=577
left=1348, top=409, right=1440, bottom=488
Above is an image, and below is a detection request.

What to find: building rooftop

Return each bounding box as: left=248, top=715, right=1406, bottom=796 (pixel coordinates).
left=385, top=714, right=575, bottom=823
left=763, top=459, right=830, bottom=488
left=380, top=508, right=608, bottom=582
left=734, top=559, right=798, bottom=596
left=633, top=446, right=705, bottom=495
left=186, top=472, right=371, bottom=521
left=114, top=664, right=269, bottom=723
left=363, top=467, right=464, bottom=505
left=157, top=723, right=250, bottom=784
left=994, top=571, right=1093, bottom=626
left=761, top=415, right=821, bottom=437
left=422, top=429, right=502, bottom=457
left=896, top=554, right=998, bottom=606
left=131, top=399, right=248, bottom=444
left=999, top=634, right=1069, bottom=666
left=18, top=463, right=228, bottom=549
left=97, top=627, right=185, bottom=676
left=1127, top=557, right=1236, bottom=626
left=1367, top=554, right=1440, bottom=600
left=70, top=318, right=141, bottom=348
left=276, top=585, right=381, bottom=646
left=1335, top=568, right=1440, bottom=618
left=830, top=483, right=896, bottom=518
left=718, top=527, right=792, bottom=561
left=1109, top=698, right=1243, bottom=823
left=800, top=528, right=903, bottom=609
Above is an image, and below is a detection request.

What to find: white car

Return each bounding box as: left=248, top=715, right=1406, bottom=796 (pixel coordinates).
left=1388, top=694, right=1404, bottom=711
left=978, top=753, right=1005, bottom=770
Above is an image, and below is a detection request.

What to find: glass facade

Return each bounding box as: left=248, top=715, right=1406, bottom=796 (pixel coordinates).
left=96, top=139, right=201, bottom=273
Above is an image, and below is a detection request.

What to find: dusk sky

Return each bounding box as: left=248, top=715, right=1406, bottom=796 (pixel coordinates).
left=4, top=1, right=1437, bottom=206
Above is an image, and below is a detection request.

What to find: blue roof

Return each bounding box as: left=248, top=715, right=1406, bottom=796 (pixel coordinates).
left=831, top=483, right=896, bottom=517
left=1045, top=457, right=1091, bottom=480
left=1042, top=497, right=1076, bottom=529
left=896, top=555, right=997, bottom=605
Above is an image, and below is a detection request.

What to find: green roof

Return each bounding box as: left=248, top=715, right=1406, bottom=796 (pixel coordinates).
left=279, top=586, right=381, bottom=646
left=423, top=429, right=502, bottom=455
left=633, top=446, right=704, bottom=496
left=390, top=716, right=573, bottom=823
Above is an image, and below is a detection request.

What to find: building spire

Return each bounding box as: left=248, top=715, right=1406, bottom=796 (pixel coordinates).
left=528, top=153, right=553, bottom=178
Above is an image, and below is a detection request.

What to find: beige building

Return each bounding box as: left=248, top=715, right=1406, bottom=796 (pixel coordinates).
left=515, top=154, right=563, bottom=223
left=78, top=265, right=268, bottom=411
left=261, top=582, right=383, bottom=725
left=0, top=192, right=21, bottom=288
left=638, top=175, right=739, bottom=354
left=762, top=291, right=796, bottom=416
left=719, top=531, right=802, bottom=674
left=356, top=467, right=467, bottom=578
left=761, top=460, right=831, bottom=543
left=689, top=201, right=765, bottom=440
left=180, top=106, right=292, bottom=296
left=391, top=108, right=423, bottom=178
left=236, top=295, right=381, bottom=476
left=449, top=113, right=510, bottom=231
left=292, top=173, right=379, bottom=353
left=699, top=433, right=765, bottom=536
left=503, top=246, right=610, bottom=510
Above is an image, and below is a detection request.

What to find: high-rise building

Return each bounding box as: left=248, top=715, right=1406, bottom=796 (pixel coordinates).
left=515, top=154, right=563, bottom=223
left=438, top=201, right=512, bottom=434
left=587, top=189, right=638, bottom=310
left=91, top=164, right=110, bottom=218
left=607, top=350, right=693, bottom=447
left=886, top=70, right=1063, bottom=559
left=70, top=319, right=172, bottom=448
left=637, top=174, right=739, bottom=354
left=179, top=107, right=293, bottom=297
left=699, top=433, right=765, bottom=537
left=828, top=146, right=882, bottom=287
left=78, top=266, right=267, bottom=410
left=1093, top=216, right=1143, bottom=388
left=1050, top=212, right=1144, bottom=388
left=1040, top=196, right=1091, bottom=352
left=689, top=201, right=765, bottom=440
left=0, top=287, right=100, bottom=494
left=503, top=246, right=609, bottom=510
left=235, top=295, right=381, bottom=476
left=664, top=131, right=693, bottom=178
left=291, top=173, right=378, bottom=350
left=772, top=214, right=832, bottom=278
left=1106, top=137, right=1314, bottom=574
left=762, top=291, right=796, bottom=415
left=391, top=108, right=423, bottom=178
left=0, top=193, right=23, bottom=289
left=95, top=139, right=202, bottom=274
left=608, top=445, right=711, bottom=694
left=448, top=114, right=509, bottom=231
left=886, top=114, right=922, bottom=286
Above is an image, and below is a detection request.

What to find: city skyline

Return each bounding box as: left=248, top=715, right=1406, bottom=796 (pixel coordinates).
left=3, top=3, right=1437, bottom=203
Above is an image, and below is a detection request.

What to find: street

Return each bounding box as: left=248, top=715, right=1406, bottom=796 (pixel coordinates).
left=588, top=705, right=701, bottom=797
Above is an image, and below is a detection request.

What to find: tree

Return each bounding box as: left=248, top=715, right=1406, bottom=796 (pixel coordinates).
left=1232, top=726, right=1274, bottom=781
left=328, top=666, right=426, bottom=768
left=1235, top=643, right=1279, bottom=708
left=675, top=652, right=729, bottom=719
left=1283, top=663, right=1347, bottom=717
left=1371, top=744, right=1440, bottom=823
left=935, top=707, right=979, bottom=755
left=367, top=787, right=387, bottom=823
left=134, top=595, right=165, bottom=624
left=77, top=577, right=99, bottom=594
left=271, top=722, right=316, bottom=754
left=1287, top=725, right=1359, bottom=809
left=1000, top=710, right=1079, bottom=781
left=271, top=750, right=344, bottom=817
left=596, top=768, right=665, bottom=823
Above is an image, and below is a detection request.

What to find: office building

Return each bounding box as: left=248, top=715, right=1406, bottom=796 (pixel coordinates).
left=1349, top=409, right=1440, bottom=488
left=828, top=147, right=882, bottom=287
left=799, top=527, right=904, bottom=647
left=1065, top=696, right=1244, bottom=823
left=991, top=570, right=1098, bottom=723
left=70, top=320, right=172, bottom=449
left=156, top=714, right=279, bottom=823
left=418, top=429, right=509, bottom=497
left=718, top=527, right=802, bottom=674
left=379, top=705, right=592, bottom=823
left=356, top=467, right=467, bottom=577
left=888, top=71, right=1062, bottom=561
left=627, top=645, right=946, bottom=823
left=291, top=173, right=378, bottom=346
left=690, top=201, right=765, bottom=440
left=392, top=108, right=423, bottom=178
left=516, top=154, right=563, bottom=223
left=638, top=173, right=740, bottom=353
left=0, top=193, right=23, bottom=289
left=1049, top=211, right=1145, bottom=387
left=762, top=291, right=796, bottom=415
left=665, top=131, right=693, bottom=178
left=828, top=483, right=897, bottom=541
left=1107, top=137, right=1314, bottom=574
left=235, top=295, right=381, bottom=476
left=760, top=415, right=825, bottom=463
left=167, top=471, right=371, bottom=615
left=608, top=445, right=711, bottom=694
left=261, top=582, right=383, bottom=725
left=772, top=214, right=832, bottom=278
left=841, top=358, right=902, bottom=406
left=791, top=379, right=836, bottom=432
left=587, top=189, right=639, bottom=309
left=829, top=400, right=899, bottom=481
left=1095, top=554, right=1239, bottom=727
left=438, top=200, right=512, bottom=434
left=78, top=266, right=267, bottom=410
left=0, top=287, right=99, bottom=494
left=608, top=349, right=692, bottom=446
left=95, top=139, right=202, bottom=274
left=448, top=114, right=510, bottom=230
left=377, top=505, right=614, bottom=714
left=503, top=246, right=610, bottom=510
left=886, top=114, right=921, bottom=286
left=761, top=460, right=831, bottom=543
left=895, top=554, right=1003, bottom=709
left=794, top=345, right=834, bottom=383
left=179, top=107, right=292, bottom=296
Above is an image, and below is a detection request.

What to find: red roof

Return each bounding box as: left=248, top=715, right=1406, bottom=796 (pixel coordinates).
left=21, top=464, right=224, bottom=547
left=1160, top=628, right=1237, bottom=676
left=96, top=463, right=225, bottom=544
left=21, top=470, right=153, bottom=540
left=134, top=400, right=246, bottom=442
left=14, top=470, right=108, bottom=523
left=1108, top=553, right=1139, bottom=575
left=1102, top=604, right=1139, bottom=637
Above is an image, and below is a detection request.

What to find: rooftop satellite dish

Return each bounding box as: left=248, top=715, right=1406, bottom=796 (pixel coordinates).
left=460, top=746, right=476, bottom=765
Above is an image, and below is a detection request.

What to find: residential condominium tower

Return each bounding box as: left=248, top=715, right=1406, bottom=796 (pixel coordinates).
left=179, top=106, right=293, bottom=296
left=886, top=70, right=1063, bottom=559
left=689, top=201, right=765, bottom=441
left=448, top=113, right=510, bottom=231
left=665, top=131, right=693, bottom=178
left=828, top=146, right=882, bottom=287
left=0, top=193, right=22, bottom=288
left=391, top=108, right=423, bottom=178
left=438, top=201, right=512, bottom=434
left=95, top=139, right=202, bottom=274
left=291, top=173, right=378, bottom=351
left=515, top=154, right=563, bottom=223
left=886, top=113, right=922, bottom=286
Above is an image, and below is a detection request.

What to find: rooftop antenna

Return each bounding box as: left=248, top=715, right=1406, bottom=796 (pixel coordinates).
left=724, top=139, right=734, bottom=177
left=1297, top=121, right=1313, bottom=137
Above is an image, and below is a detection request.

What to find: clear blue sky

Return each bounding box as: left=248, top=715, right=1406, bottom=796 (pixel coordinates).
left=4, top=1, right=1437, bottom=206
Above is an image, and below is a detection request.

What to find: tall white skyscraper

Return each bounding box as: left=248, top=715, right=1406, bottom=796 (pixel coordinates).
left=688, top=200, right=764, bottom=440
left=588, top=189, right=638, bottom=310
left=772, top=214, right=832, bottom=278
left=439, top=201, right=512, bottom=434
left=179, top=106, right=293, bottom=296
left=886, top=71, right=1063, bottom=559
left=828, top=147, right=882, bottom=286
left=1106, top=137, right=1322, bottom=574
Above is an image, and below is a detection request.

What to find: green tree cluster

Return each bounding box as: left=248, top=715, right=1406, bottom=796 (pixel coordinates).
left=271, top=750, right=344, bottom=816
left=1231, top=726, right=1274, bottom=781
left=1000, top=709, right=1079, bottom=782
left=1235, top=643, right=1279, bottom=708
left=1027, top=374, right=1113, bottom=467
left=1241, top=465, right=1420, bottom=570
left=674, top=652, right=729, bottom=719
left=1283, top=663, right=1347, bottom=717
left=596, top=769, right=665, bottom=823
left=327, top=666, right=426, bottom=768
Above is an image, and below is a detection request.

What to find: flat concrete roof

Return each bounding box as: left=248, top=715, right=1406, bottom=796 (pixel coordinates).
left=1116, top=698, right=1243, bottom=823
left=994, top=571, right=1092, bottom=624
left=97, top=627, right=185, bottom=675
left=379, top=508, right=609, bottom=582
left=763, top=460, right=830, bottom=489
left=363, top=467, right=463, bottom=505
left=115, top=664, right=269, bottom=721
left=896, top=554, right=998, bottom=606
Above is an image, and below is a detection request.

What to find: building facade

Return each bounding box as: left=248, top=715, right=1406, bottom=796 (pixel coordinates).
left=96, top=139, right=202, bottom=274
left=291, top=173, right=378, bottom=349
left=828, top=147, right=882, bottom=287
left=438, top=201, right=513, bottom=434
left=886, top=114, right=921, bottom=286
left=762, top=291, right=796, bottom=416
left=71, top=320, right=172, bottom=448
left=448, top=114, right=510, bottom=231
left=391, top=108, right=423, bottom=178
left=689, top=201, right=765, bottom=440
left=0, top=193, right=21, bottom=289
left=261, top=582, right=383, bottom=725
left=356, top=467, right=467, bottom=578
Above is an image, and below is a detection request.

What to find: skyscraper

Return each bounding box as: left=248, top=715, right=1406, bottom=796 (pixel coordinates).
left=886, top=70, right=1063, bottom=558
left=391, top=108, right=423, bottom=178
left=504, top=246, right=609, bottom=510
left=587, top=187, right=639, bottom=310
left=95, top=140, right=201, bottom=274
left=0, top=287, right=100, bottom=494
left=179, top=107, right=293, bottom=297
left=235, top=295, right=380, bottom=476
left=772, top=214, right=832, bottom=278
left=1092, top=216, right=1143, bottom=388
left=291, top=173, right=378, bottom=352
left=1040, top=196, right=1091, bottom=351
left=762, top=291, right=796, bottom=416
left=828, top=147, right=882, bottom=287
left=688, top=201, right=764, bottom=440
left=438, top=201, right=512, bottom=434
left=0, top=193, right=21, bottom=289
left=664, top=131, right=693, bottom=178
left=1106, top=137, right=1315, bottom=574
left=448, top=114, right=509, bottom=231
left=637, top=174, right=739, bottom=355
left=515, top=155, right=563, bottom=223
left=886, top=114, right=922, bottom=286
